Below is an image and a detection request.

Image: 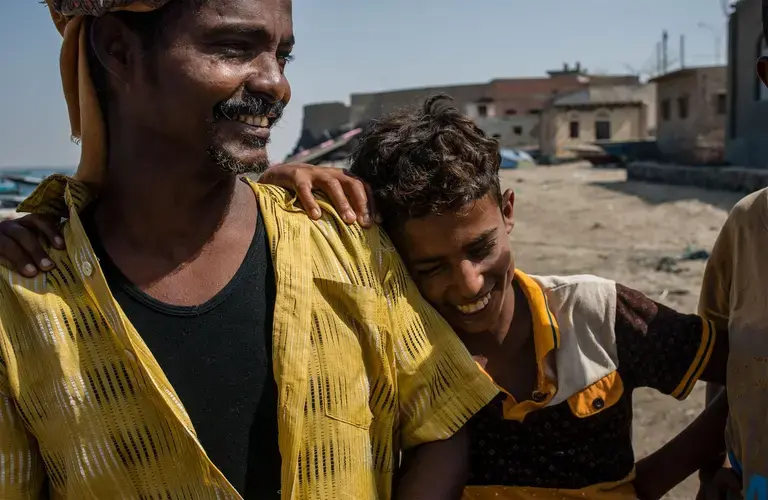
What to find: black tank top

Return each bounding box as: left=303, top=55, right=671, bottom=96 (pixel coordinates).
left=84, top=209, right=281, bottom=499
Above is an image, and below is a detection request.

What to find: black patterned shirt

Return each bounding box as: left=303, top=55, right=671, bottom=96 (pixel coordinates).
left=462, top=271, right=716, bottom=500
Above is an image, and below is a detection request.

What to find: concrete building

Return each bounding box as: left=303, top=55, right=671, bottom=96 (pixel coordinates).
left=289, top=64, right=640, bottom=159
left=725, top=0, right=768, bottom=167
left=475, top=116, right=540, bottom=149
left=650, top=66, right=727, bottom=164
left=539, top=84, right=656, bottom=159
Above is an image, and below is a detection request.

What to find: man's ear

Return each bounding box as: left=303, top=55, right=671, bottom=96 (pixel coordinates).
left=501, top=189, right=515, bottom=234
left=757, top=57, right=768, bottom=90
left=88, top=15, right=142, bottom=91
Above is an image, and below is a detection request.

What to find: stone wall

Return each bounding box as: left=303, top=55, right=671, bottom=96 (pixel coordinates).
left=627, top=161, right=768, bottom=193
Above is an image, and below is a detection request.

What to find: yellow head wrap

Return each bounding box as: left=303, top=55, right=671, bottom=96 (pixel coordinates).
left=46, top=0, right=172, bottom=186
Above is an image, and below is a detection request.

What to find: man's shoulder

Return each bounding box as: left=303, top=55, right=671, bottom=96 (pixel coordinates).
left=254, top=182, right=395, bottom=286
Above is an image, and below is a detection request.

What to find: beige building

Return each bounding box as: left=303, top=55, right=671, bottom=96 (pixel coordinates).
left=651, top=66, right=727, bottom=164
left=290, top=65, right=640, bottom=159
left=475, top=116, right=540, bottom=149
left=539, top=85, right=656, bottom=159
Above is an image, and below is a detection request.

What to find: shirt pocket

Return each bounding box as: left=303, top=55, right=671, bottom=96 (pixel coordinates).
left=567, top=370, right=625, bottom=418
left=312, top=279, right=389, bottom=430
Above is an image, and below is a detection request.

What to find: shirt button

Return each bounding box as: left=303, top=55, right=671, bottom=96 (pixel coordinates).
left=81, top=260, right=93, bottom=277
left=592, top=397, right=605, bottom=410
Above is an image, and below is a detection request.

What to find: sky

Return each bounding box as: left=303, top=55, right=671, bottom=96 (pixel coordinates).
left=0, top=0, right=728, bottom=168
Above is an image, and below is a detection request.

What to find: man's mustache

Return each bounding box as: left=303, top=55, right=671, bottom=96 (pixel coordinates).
left=215, top=95, right=285, bottom=123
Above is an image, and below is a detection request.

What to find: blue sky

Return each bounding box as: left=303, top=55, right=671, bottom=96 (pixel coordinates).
left=0, top=0, right=727, bottom=168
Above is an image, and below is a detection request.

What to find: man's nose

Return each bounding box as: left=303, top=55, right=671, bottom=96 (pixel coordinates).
left=455, top=260, right=485, bottom=299
left=244, top=56, right=290, bottom=106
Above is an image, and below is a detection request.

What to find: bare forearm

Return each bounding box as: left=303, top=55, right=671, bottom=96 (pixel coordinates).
left=699, top=384, right=728, bottom=481
left=634, top=390, right=728, bottom=500
left=395, top=426, right=469, bottom=500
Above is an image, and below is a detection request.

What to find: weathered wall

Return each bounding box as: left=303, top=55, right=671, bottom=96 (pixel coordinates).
left=726, top=0, right=768, bottom=167
left=655, top=68, right=726, bottom=163
left=541, top=105, right=645, bottom=157
left=628, top=161, right=768, bottom=193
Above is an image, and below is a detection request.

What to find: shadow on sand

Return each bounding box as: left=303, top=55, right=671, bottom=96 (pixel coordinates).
left=590, top=178, right=746, bottom=213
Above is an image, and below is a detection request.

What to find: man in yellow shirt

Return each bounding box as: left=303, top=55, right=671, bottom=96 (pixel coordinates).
left=0, top=1, right=498, bottom=498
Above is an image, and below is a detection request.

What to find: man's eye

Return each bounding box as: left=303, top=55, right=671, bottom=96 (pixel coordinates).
left=216, top=42, right=251, bottom=57
left=278, top=53, right=295, bottom=65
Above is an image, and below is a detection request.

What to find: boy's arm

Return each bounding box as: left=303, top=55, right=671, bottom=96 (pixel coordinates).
left=633, top=390, right=729, bottom=500
left=395, top=426, right=471, bottom=500
left=379, top=232, right=498, bottom=498
left=614, top=283, right=727, bottom=395
left=614, top=284, right=730, bottom=498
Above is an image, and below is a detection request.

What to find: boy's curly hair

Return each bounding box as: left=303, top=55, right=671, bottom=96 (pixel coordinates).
left=349, top=94, right=501, bottom=229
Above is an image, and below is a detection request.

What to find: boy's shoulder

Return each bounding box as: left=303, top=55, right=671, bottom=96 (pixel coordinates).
left=527, top=273, right=618, bottom=317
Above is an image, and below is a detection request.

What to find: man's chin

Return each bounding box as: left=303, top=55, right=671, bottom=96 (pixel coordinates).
left=208, top=146, right=269, bottom=175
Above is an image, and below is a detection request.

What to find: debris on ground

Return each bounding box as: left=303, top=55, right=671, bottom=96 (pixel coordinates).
left=680, top=246, right=710, bottom=261
left=655, top=246, right=710, bottom=273
left=656, top=256, right=683, bottom=273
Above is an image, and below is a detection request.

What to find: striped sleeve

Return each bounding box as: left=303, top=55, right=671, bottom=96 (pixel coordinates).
left=0, top=355, right=46, bottom=499
left=614, top=283, right=715, bottom=400
left=380, top=233, right=499, bottom=449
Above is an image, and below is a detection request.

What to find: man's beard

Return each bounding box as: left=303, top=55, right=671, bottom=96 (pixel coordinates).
left=207, top=136, right=270, bottom=176
left=207, top=93, right=285, bottom=175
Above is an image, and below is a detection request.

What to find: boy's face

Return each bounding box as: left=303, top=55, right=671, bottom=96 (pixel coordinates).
left=395, top=190, right=517, bottom=337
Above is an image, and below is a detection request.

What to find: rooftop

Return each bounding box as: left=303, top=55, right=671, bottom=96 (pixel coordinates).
left=553, top=85, right=649, bottom=107
left=649, top=65, right=726, bottom=83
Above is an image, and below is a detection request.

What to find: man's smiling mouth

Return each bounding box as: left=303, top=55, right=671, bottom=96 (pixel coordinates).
left=232, top=114, right=270, bottom=127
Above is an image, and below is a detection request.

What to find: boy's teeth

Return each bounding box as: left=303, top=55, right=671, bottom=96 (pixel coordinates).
left=457, top=291, right=492, bottom=315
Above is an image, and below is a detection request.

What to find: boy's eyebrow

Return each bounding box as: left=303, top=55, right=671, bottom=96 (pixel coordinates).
left=412, top=229, right=498, bottom=266
left=463, top=229, right=497, bottom=250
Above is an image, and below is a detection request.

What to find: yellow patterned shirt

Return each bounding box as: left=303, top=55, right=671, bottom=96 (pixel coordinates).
left=0, top=175, right=498, bottom=500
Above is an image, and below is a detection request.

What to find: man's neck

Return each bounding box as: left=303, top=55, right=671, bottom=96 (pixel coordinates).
left=93, top=138, right=257, bottom=282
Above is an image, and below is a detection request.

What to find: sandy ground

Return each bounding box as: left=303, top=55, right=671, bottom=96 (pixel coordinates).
left=502, top=163, right=745, bottom=499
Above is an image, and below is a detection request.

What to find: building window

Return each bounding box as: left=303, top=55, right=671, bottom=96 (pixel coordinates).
left=513, top=126, right=523, bottom=136
left=529, top=109, right=541, bottom=115
left=716, top=92, right=727, bottom=115
left=677, top=95, right=689, bottom=119
left=506, top=109, right=517, bottom=115
left=661, top=99, right=671, bottom=121
left=595, top=120, right=611, bottom=141
left=477, top=105, right=488, bottom=117
left=569, top=121, right=580, bottom=139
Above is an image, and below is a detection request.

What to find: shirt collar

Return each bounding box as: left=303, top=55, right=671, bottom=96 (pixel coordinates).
left=17, top=174, right=95, bottom=218
left=514, top=269, right=561, bottom=364
left=16, top=175, right=307, bottom=219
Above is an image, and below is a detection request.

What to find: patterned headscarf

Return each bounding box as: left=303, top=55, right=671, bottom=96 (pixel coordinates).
left=45, top=0, right=172, bottom=185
